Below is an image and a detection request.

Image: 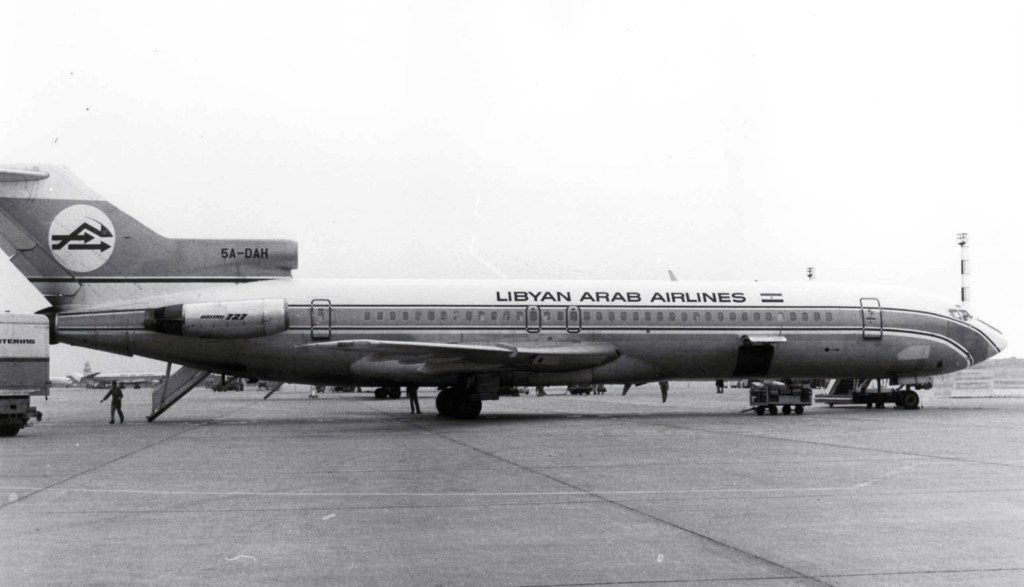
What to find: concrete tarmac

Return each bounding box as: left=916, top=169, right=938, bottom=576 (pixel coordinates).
left=2, top=384, right=1023, bottom=586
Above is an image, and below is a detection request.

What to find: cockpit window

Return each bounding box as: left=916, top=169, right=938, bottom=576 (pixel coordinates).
left=949, top=308, right=972, bottom=321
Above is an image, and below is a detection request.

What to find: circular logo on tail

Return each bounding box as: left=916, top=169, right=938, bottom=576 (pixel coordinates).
left=48, top=205, right=116, bottom=272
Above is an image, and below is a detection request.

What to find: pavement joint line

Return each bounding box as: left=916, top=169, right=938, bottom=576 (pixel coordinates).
left=0, top=400, right=261, bottom=512
left=0, top=486, right=880, bottom=498
left=819, top=567, right=1024, bottom=580
left=511, top=576, right=822, bottom=586
left=384, top=408, right=834, bottom=587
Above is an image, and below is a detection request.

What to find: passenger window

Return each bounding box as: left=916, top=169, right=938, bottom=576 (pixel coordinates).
left=693, top=312, right=700, bottom=322
left=656, top=312, right=663, bottom=322
left=717, top=312, right=724, bottom=322
left=813, top=312, right=821, bottom=322
left=753, top=312, right=760, bottom=322
left=441, top=311, right=448, bottom=320
left=801, top=312, right=809, bottom=322
left=620, top=312, right=628, bottom=321
left=388, top=311, right=396, bottom=321
left=596, top=311, right=603, bottom=321
left=516, top=311, right=524, bottom=321
left=503, top=311, right=511, bottom=321
left=608, top=312, right=615, bottom=322
left=402, top=311, right=409, bottom=321
left=466, top=312, right=473, bottom=321
left=668, top=312, right=676, bottom=322
left=543, top=311, right=551, bottom=322
left=765, top=312, right=772, bottom=322
left=826, top=312, right=833, bottom=322
left=415, top=310, right=422, bottom=320
left=790, top=312, right=797, bottom=322
left=706, top=312, right=713, bottom=322
left=364, top=311, right=371, bottom=321
left=741, top=312, right=748, bottom=321
left=583, top=311, right=590, bottom=321
left=428, top=311, right=436, bottom=321
left=491, top=311, right=497, bottom=321
left=557, top=311, right=564, bottom=321
left=679, top=312, right=685, bottom=322
left=633, top=312, right=640, bottom=321
left=729, top=312, right=736, bottom=322
left=377, top=311, right=384, bottom=320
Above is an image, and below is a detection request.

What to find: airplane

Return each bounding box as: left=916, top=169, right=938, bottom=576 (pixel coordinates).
left=67, top=361, right=164, bottom=389
left=48, top=375, right=75, bottom=388
left=0, top=165, right=1007, bottom=421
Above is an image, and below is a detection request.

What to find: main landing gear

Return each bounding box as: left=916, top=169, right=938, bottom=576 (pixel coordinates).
left=435, top=386, right=483, bottom=420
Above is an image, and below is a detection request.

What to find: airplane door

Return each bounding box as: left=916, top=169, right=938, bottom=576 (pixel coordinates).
left=311, top=299, right=331, bottom=340
left=860, top=298, right=882, bottom=339
left=566, top=306, right=581, bottom=333
left=526, top=306, right=541, bottom=333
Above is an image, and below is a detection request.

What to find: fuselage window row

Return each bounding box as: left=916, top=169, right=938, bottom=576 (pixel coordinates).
left=297, top=306, right=838, bottom=329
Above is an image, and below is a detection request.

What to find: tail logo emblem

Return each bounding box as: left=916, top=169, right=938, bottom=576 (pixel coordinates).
left=48, top=205, right=116, bottom=272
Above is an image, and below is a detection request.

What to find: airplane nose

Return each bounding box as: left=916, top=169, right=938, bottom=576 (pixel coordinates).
left=977, top=319, right=1008, bottom=359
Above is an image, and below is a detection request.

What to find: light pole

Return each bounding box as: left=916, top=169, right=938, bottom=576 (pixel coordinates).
left=957, top=233, right=969, bottom=308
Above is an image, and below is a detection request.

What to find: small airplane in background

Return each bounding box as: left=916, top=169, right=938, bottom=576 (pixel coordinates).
left=67, top=362, right=164, bottom=389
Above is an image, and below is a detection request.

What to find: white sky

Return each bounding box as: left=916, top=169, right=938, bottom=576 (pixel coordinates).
left=2, top=1, right=1022, bottom=375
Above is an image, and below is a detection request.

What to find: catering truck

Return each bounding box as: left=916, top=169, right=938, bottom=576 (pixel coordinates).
left=0, top=313, right=47, bottom=436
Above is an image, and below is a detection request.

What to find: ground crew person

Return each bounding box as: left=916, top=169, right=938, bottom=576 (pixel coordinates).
left=101, top=381, right=124, bottom=424
left=716, top=379, right=725, bottom=393
left=659, top=381, right=669, bottom=403
left=408, top=385, right=421, bottom=414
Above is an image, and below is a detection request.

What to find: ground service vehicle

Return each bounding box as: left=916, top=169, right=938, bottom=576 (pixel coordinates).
left=0, top=314, right=47, bottom=436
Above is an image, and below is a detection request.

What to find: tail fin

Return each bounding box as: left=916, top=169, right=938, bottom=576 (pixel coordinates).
left=0, top=165, right=297, bottom=309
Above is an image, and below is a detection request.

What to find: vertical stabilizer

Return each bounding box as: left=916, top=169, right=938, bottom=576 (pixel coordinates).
left=0, top=165, right=298, bottom=310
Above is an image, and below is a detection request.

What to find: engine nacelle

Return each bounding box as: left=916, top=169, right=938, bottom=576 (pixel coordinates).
left=145, top=299, right=289, bottom=339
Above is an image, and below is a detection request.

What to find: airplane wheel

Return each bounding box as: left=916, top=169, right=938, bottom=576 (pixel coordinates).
left=454, top=395, right=482, bottom=420
left=782, top=405, right=792, bottom=415
left=768, top=405, right=778, bottom=415
left=901, top=390, right=920, bottom=410
left=795, top=405, right=804, bottom=415
left=374, top=388, right=386, bottom=399
left=387, top=387, right=401, bottom=399
left=0, top=426, right=20, bottom=437
left=435, top=392, right=447, bottom=415
left=755, top=406, right=765, bottom=416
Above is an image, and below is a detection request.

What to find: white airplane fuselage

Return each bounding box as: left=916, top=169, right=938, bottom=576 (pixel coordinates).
left=52, top=278, right=1006, bottom=388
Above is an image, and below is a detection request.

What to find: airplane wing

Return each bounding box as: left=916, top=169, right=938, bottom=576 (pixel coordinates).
left=299, top=339, right=620, bottom=377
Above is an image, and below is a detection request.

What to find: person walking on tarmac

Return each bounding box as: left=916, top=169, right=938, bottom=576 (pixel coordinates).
left=716, top=379, right=725, bottom=393
left=659, top=381, right=669, bottom=403
left=101, top=381, right=124, bottom=424
left=407, top=385, right=421, bottom=414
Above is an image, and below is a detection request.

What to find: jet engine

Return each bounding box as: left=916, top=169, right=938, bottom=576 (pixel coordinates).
left=145, top=299, right=289, bottom=339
